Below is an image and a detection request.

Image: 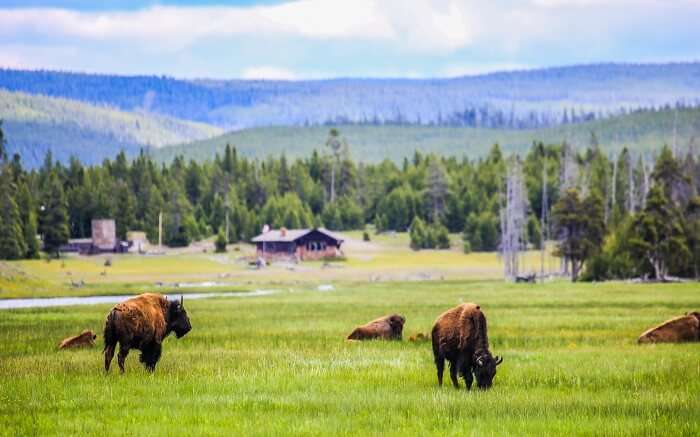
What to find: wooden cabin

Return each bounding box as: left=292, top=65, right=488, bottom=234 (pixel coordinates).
left=251, top=228, right=344, bottom=262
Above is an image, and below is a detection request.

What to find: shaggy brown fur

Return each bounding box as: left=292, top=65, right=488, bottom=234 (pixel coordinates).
left=58, top=330, right=96, bottom=349
left=409, top=333, right=429, bottom=342
left=104, top=293, right=191, bottom=373
left=432, top=303, right=502, bottom=390
left=347, top=314, right=405, bottom=340
left=638, top=312, right=700, bottom=344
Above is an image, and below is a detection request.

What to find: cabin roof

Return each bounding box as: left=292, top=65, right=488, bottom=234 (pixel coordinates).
left=251, top=228, right=344, bottom=243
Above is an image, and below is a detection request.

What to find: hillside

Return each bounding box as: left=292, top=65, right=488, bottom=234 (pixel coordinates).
left=2, top=63, right=700, bottom=130
left=154, top=106, right=700, bottom=163
left=0, top=89, right=222, bottom=166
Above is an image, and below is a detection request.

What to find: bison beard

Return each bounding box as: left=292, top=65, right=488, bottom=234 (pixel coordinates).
left=347, top=314, right=405, bottom=340
left=104, top=293, right=191, bottom=373
left=431, top=303, right=502, bottom=390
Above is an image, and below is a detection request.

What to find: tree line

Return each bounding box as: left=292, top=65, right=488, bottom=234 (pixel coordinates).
left=0, top=125, right=698, bottom=282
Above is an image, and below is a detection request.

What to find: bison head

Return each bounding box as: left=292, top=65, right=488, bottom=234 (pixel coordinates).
left=388, top=314, right=406, bottom=339
left=473, top=352, right=503, bottom=390
left=168, top=296, right=192, bottom=339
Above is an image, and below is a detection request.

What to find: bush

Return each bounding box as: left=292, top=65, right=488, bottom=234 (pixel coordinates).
left=214, top=231, right=227, bottom=253
left=463, top=239, right=472, bottom=254
left=363, top=231, right=370, bottom=242
left=410, top=218, right=451, bottom=250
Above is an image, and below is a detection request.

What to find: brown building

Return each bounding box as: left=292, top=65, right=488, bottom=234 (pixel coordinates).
left=60, top=219, right=124, bottom=254
left=251, top=228, right=344, bottom=262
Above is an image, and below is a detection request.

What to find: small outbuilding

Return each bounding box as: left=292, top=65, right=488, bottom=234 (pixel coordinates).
left=251, top=228, right=344, bottom=262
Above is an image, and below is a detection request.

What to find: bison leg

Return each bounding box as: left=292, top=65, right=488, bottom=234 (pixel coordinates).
left=139, top=342, right=162, bottom=372
left=435, top=355, right=445, bottom=386
left=117, top=346, right=130, bottom=374
left=449, top=360, right=460, bottom=389
left=460, top=363, right=473, bottom=391
left=104, top=344, right=116, bottom=372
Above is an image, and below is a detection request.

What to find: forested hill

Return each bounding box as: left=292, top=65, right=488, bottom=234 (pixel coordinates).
left=1, top=63, right=700, bottom=130
left=154, top=106, right=700, bottom=164
left=0, top=89, right=222, bottom=166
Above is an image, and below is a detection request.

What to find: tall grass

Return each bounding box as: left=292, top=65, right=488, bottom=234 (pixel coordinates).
left=1, top=281, right=698, bottom=435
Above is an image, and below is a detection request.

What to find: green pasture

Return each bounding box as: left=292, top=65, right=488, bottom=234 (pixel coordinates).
left=0, top=280, right=698, bottom=435
left=0, top=233, right=559, bottom=299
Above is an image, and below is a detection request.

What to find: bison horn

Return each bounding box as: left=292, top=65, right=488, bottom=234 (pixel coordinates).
left=180, top=295, right=184, bottom=306
left=476, top=357, right=484, bottom=366
left=495, top=356, right=503, bottom=366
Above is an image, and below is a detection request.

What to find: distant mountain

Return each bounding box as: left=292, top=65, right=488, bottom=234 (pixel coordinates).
left=154, top=106, right=700, bottom=163
left=0, top=89, right=222, bottom=167
left=1, top=63, right=699, bottom=131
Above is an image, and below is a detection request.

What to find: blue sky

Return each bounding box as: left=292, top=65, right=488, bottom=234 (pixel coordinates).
left=0, top=0, right=698, bottom=79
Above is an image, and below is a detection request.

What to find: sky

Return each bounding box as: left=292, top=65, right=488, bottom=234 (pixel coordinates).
left=0, top=0, right=698, bottom=80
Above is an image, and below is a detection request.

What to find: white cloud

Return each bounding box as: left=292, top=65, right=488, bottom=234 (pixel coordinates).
left=240, top=66, right=300, bottom=80
left=0, top=1, right=477, bottom=53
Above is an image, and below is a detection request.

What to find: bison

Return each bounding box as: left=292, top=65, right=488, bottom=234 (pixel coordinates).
left=638, top=311, right=700, bottom=344
left=432, top=303, right=502, bottom=390
left=409, top=332, right=429, bottom=342
left=104, top=293, right=191, bottom=373
left=58, top=330, right=97, bottom=349
left=347, top=314, right=405, bottom=341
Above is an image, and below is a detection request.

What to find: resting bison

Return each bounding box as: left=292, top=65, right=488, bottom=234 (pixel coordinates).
left=432, top=303, right=502, bottom=390
left=104, top=293, right=191, bottom=373
left=58, top=330, right=97, bottom=349
left=638, top=312, right=700, bottom=344
left=409, top=332, right=429, bottom=342
left=347, top=314, right=405, bottom=340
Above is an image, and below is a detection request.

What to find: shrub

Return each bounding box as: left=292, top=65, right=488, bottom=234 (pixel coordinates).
left=214, top=231, right=227, bottom=253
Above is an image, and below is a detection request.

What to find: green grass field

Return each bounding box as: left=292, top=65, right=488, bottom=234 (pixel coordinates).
left=1, top=280, right=698, bottom=435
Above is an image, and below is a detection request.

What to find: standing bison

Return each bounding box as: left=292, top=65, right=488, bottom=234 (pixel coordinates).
left=638, top=311, right=700, bottom=344
left=104, top=293, right=191, bottom=373
left=347, top=314, right=405, bottom=340
left=432, top=303, right=502, bottom=390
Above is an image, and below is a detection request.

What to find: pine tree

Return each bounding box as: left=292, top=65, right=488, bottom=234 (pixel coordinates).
left=629, top=185, right=689, bottom=280
left=39, top=171, right=70, bottom=257
left=0, top=120, right=6, bottom=162
left=16, top=181, right=39, bottom=259
left=0, top=166, right=25, bottom=259
left=552, top=188, right=605, bottom=281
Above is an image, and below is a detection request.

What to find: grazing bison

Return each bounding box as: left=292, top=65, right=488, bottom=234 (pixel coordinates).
left=432, top=303, right=502, bottom=390
left=58, top=330, right=97, bottom=349
left=347, top=314, right=405, bottom=341
left=104, top=293, right=191, bottom=373
left=638, top=311, right=700, bottom=344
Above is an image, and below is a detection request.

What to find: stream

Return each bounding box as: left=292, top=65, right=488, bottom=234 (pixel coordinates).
left=0, top=290, right=280, bottom=310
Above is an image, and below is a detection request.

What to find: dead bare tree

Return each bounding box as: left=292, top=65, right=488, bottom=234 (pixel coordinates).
left=501, top=157, right=527, bottom=281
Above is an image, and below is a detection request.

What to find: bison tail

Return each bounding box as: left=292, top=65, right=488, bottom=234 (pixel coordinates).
left=103, top=310, right=118, bottom=351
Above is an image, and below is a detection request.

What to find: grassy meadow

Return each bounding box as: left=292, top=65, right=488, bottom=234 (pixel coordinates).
left=0, top=233, right=698, bottom=435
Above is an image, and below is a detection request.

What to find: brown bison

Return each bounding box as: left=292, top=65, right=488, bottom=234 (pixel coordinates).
left=638, top=311, right=700, bottom=344
left=58, top=330, right=97, bottom=349
left=432, top=303, right=502, bottom=390
left=347, top=314, right=405, bottom=340
left=409, top=332, right=429, bottom=342
left=104, top=293, right=191, bottom=373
